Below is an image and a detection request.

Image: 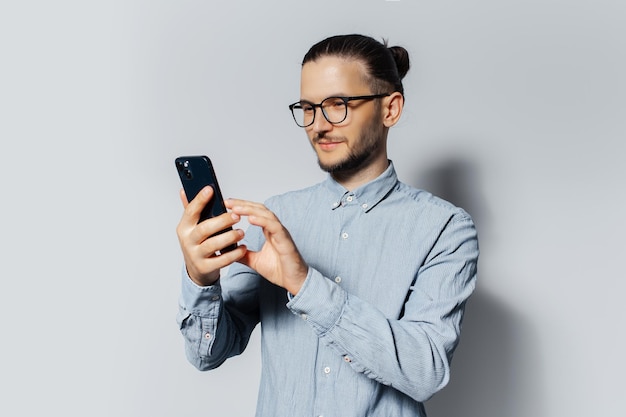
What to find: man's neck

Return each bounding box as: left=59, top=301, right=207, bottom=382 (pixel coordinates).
left=331, top=157, right=390, bottom=191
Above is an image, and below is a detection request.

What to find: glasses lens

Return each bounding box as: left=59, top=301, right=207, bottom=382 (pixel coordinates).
left=321, top=97, right=347, bottom=124
left=291, top=103, right=313, bottom=127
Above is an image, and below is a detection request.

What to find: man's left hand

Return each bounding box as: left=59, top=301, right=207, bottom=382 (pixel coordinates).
left=225, top=199, right=309, bottom=295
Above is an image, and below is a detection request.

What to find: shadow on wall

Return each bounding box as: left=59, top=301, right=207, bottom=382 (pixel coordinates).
left=411, top=157, right=486, bottom=229
left=410, top=156, right=545, bottom=417
left=425, top=289, right=545, bottom=417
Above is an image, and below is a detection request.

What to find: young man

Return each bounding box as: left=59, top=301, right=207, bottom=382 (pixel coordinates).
left=176, top=34, right=479, bottom=417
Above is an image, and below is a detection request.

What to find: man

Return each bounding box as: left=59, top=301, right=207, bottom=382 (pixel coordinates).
left=176, top=34, right=479, bottom=417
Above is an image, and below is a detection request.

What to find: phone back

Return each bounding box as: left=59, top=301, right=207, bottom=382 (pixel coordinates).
left=175, top=155, right=227, bottom=222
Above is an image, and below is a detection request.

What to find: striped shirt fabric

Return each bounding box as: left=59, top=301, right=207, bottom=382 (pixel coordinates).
left=177, top=161, right=479, bottom=417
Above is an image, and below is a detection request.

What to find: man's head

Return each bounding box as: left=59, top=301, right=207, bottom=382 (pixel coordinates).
left=292, top=34, right=410, bottom=182
left=302, top=34, right=410, bottom=98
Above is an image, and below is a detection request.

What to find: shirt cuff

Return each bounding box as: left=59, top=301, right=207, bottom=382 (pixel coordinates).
left=286, top=268, right=347, bottom=335
left=179, top=265, right=223, bottom=317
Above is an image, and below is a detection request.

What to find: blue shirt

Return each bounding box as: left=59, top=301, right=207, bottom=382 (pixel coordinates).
left=177, top=162, right=479, bottom=417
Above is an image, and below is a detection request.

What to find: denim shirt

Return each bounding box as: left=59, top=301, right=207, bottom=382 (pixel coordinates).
left=177, top=162, right=479, bottom=417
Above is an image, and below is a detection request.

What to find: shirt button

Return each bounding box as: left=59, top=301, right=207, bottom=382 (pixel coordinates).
left=301, top=313, right=308, bottom=320
left=344, top=356, right=352, bottom=363
left=346, top=196, right=353, bottom=202
left=361, top=203, right=368, bottom=209
left=334, top=276, right=342, bottom=283
left=204, top=332, right=212, bottom=339
left=323, top=366, right=331, bottom=374
left=211, top=295, right=220, bottom=301
left=341, top=232, right=349, bottom=239
left=332, top=201, right=339, bottom=208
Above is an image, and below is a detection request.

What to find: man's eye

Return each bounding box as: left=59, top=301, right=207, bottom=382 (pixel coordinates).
left=326, top=98, right=345, bottom=108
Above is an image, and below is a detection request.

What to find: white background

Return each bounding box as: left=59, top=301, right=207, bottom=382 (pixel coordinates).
left=1, top=1, right=624, bottom=416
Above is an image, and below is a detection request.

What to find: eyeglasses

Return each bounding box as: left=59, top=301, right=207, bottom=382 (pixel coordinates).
left=288, top=93, right=390, bottom=128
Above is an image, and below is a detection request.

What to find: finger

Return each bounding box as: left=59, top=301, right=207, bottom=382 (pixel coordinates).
left=189, top=212, right=241, bottom=245
left=197, top=228, right=245, bottom=255
left=235, top=247, right=255, bottom=269
left=182, top=227, right=244, bottom=267
left=224, top=198, right=246, bottom=207
left=214, top=244, right=248, bottom=265
left=179, top=188, right=188, bottom=209
left=205, top=245, right=247, bottom=269
left=224, top=199, right=285, bottom=235
left=246, top=213, right=285, bottom=235
left=180, top=186, right=214, bottom=227
left=226, top=200, right=277, bottom=223
left=224, top=198, right=269, bottom=212
left=187, top=245, right=248, bottom=284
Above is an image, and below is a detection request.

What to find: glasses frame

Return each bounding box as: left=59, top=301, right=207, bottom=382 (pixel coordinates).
left=288, top=93, right=390, bottom=128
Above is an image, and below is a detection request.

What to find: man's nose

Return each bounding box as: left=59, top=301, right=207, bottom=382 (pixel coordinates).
left=311, top=107, right=332, bottom=133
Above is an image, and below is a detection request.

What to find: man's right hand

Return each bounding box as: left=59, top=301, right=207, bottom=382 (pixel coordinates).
left=176, top=186, right=247, bottom=286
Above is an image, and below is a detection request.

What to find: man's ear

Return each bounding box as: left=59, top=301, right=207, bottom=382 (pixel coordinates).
left=381, top=92, right=404, bottom=128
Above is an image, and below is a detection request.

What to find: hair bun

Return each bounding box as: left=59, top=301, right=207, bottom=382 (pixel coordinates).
left=388, top=46, right=410, bottom=80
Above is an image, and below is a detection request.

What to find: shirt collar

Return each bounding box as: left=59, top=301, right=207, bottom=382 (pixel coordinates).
left=323, top=161, right=398, bottom=213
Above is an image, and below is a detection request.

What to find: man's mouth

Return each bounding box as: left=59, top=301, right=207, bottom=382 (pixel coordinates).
left=319, top=142, right=341, bottom=149
left=314, top=135, right=345, bottom=148
left=315, top=138, right=344, bottom=151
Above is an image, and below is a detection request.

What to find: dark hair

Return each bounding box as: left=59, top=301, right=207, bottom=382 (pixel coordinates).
left=302, top=34, right=410, bottom=96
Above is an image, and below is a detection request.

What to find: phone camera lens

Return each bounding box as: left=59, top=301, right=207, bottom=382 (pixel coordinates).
left=184, top=169, right=193, bottom=179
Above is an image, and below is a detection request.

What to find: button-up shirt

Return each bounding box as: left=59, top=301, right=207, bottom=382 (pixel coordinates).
left=177, top=162, right=479, bottom=417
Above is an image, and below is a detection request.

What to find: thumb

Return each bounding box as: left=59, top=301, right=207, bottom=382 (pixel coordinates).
left=236, top=248, right=258, bottom=271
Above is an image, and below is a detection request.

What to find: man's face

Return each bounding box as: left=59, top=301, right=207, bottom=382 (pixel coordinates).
left=300, top=56, right=387, bottom=175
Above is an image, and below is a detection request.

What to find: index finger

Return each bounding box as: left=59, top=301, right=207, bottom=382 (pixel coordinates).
left=224, top=198, right=267, bottom=212
left=224, top=199, right=275, bottom=220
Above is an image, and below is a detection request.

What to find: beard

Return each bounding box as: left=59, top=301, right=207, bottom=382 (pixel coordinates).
left=315, top=119, right=385, bottom=176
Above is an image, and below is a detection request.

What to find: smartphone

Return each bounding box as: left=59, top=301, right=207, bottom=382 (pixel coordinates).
left=175, top=155, right=237, bottom=253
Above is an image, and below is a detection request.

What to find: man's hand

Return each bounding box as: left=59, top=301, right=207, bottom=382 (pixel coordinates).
left=225, top=199, right=309, bottom=295
left=176, top=186, right=246, bottom=286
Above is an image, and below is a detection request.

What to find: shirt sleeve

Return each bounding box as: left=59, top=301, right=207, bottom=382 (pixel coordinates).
left=286, top=211, right=479, bottom=402
left=177, top=242, right=263, bottom=371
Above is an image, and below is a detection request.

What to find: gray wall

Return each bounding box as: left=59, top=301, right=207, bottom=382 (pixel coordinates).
left=2, top=1, right=624, bottom=416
